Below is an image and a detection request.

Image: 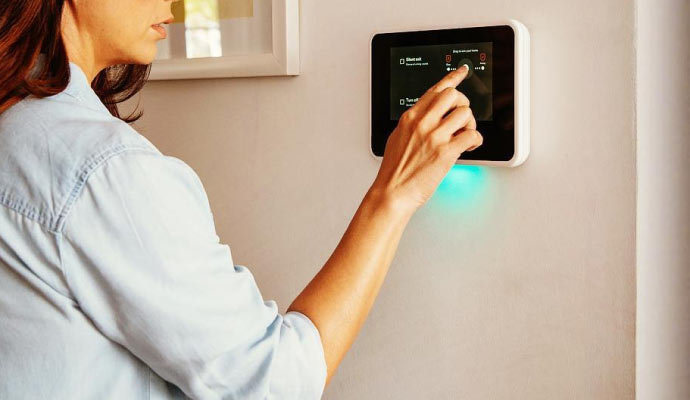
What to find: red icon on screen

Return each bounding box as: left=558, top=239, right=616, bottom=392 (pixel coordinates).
left=479, top=53, right=487, bottom=62
left=445, top=54, right=451, bottom=63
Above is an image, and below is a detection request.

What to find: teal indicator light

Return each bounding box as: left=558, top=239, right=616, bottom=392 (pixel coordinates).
left=431, top=165, right=487, bottom=206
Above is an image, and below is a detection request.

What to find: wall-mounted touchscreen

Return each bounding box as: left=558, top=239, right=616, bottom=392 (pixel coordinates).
left=371, top=21, right=530, bottom=167
left=390, top=42, right=493, bottom=121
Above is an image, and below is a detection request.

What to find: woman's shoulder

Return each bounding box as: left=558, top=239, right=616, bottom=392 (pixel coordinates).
left=0, top=92, right=160, bottom=232
left=3, top=90, right=155, bottom=150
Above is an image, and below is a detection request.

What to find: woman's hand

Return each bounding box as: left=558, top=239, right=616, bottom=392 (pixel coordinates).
left=369, top=65, right=483, bottom=214
left=287, top=66, right=484, bottom=387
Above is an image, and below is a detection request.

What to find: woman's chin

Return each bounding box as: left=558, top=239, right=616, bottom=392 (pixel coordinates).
left=128, top=49, right=157, bottom=66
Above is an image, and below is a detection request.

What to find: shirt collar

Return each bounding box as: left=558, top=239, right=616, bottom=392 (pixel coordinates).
left=63, top=61, right=111, bottom=115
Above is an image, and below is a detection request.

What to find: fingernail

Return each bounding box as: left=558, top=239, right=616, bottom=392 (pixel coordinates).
left=460, top=64, right=469, bottom=72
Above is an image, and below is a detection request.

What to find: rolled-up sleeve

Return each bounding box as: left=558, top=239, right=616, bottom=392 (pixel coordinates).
left=58, top=149, right=327, bottom=399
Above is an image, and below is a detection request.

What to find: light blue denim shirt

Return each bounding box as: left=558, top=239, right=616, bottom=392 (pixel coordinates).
left=0, top=61, right=327, bottom=399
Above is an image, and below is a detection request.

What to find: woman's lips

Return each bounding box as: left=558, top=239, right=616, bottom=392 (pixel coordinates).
left=151, top=24, right=167, bottom=39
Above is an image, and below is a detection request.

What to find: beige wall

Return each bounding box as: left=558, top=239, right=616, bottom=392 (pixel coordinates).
left=636, top=0, right=690, bottom=398
left=125, top=0, right=638, bottom=398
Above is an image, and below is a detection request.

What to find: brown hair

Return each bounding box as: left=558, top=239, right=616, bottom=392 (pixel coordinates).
left=0, top=0, right=150, bottom=123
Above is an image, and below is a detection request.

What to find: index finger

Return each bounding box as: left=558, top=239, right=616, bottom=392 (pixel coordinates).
left=413, top=65, right=470, bottom=112
left=429, top=64, right=470, bottom=94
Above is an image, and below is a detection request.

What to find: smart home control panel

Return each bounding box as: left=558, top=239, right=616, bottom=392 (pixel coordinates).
left=371, top=20, right=530, bottom=167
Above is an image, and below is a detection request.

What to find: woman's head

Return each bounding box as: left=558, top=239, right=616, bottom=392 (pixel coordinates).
left=62, top=0, right=174, bottom=71
left=0, top=0, right=176, bottom=122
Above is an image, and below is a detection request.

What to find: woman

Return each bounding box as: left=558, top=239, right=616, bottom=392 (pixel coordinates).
left=0, top=0, right=482, bottom=398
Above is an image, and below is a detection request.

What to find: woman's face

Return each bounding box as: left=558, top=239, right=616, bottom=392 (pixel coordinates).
left=70, top=0, right=176, bottom=66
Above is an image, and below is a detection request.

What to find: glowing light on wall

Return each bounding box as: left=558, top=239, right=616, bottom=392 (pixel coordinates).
left=431, top=165, right=487, bottom=206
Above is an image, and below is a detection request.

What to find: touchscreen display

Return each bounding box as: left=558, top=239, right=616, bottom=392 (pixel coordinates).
left=390, top=42, right=493, bottom=121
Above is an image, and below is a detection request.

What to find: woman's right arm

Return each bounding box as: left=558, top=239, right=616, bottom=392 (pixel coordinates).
left=287, top=64, right=483, bottom=386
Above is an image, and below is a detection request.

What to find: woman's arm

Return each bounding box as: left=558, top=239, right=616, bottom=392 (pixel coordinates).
left=287, top=65, right=483, bottom=386
left=288, top=187, right=413, bottom=386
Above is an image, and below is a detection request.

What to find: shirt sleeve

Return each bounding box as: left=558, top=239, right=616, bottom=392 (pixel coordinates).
left=58, top=149, right=327, bottom=400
